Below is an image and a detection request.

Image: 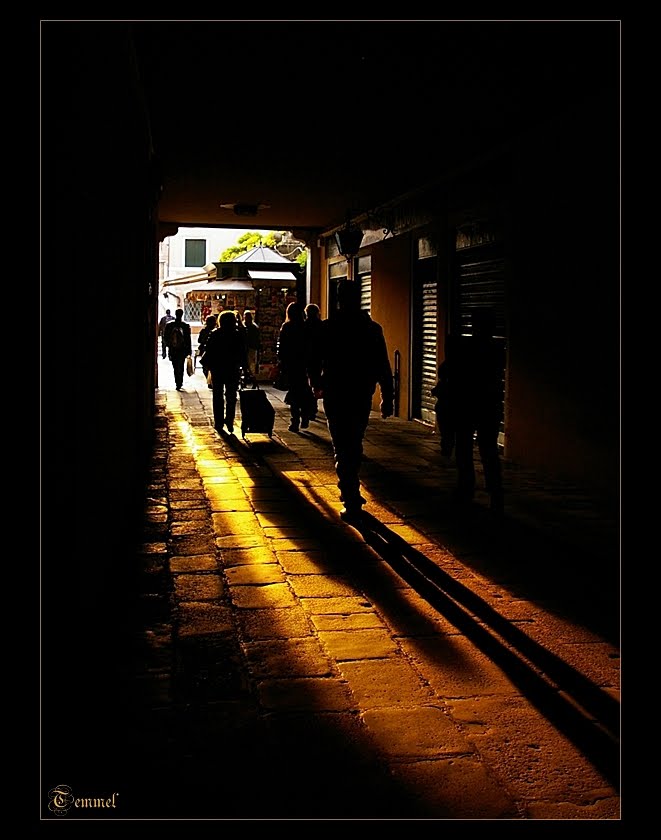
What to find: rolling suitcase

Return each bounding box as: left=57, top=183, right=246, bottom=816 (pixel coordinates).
left=239, top=384, right=275, bottom=438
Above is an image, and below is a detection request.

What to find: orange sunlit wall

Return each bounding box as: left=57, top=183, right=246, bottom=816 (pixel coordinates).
left=503, top=91, right=618, bottom=496
left=371, top=233, right=413, bottom=418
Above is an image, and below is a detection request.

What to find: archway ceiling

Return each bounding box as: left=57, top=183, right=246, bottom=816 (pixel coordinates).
left=130, top=20, right=618, bottom=236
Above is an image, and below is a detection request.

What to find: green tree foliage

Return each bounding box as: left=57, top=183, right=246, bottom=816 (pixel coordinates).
left=220, top=231, right=280, bottom=262
left=219, top=230, right=307, bottom=268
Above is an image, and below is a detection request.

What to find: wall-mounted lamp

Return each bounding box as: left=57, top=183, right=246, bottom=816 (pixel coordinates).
left=334, top=225, right=364, bottom=259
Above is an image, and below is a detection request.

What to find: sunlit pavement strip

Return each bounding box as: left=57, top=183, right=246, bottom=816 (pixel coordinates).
left=151, top=361, right=619, bottom=819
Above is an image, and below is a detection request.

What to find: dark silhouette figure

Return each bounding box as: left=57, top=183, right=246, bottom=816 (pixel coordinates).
left=234, top=309, right=247, bottom=346
left=197, top=313, right=218, bottom=370
left=243, top=310, right=261, bottom=379
left=445, top=308, right=506, bottom=514
left=202, top=310, right=245, bottom=434
left=431, top=358, right=455, bottom=457
left=277, top=302, right=315, bottom=432
left=309, top=281, right=394, bottom=521
left=304, top=303, right=323, bottom=421
left=163, top=308, right=192, bottom=390
left=158, top=308, right=175, bottom=358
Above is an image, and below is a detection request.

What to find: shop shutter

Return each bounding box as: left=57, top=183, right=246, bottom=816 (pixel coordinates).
left=456, top=254, right=506, bottom=338
left=359, top=274, right=372, bottom=312
left=412, top=239, right=439, bottom=426
left=419, top=278, right=438, bottom=425
left=455, top=239, right=507, bottom=446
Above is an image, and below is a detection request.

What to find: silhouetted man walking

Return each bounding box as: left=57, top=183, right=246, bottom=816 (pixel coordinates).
left=163, top=308, right=192, bottom=390
left=158, top=308, right=174, bottom=358
left=446, top=308, right=506, bottom=514
left=310, top=281, right=394, bottom=522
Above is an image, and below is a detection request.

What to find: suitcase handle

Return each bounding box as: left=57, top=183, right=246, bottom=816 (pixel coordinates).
left=239, top=368, right=260, bottom=390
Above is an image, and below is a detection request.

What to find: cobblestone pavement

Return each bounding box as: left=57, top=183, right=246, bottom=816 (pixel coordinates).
left=51, top=360, right=621, bottom=821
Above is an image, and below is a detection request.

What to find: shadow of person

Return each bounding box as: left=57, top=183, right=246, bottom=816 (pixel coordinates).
left=342, top=510, right=620, bottom=790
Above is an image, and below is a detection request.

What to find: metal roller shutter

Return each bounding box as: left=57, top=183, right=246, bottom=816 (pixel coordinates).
left=420, top=279, right=438, bottom=424
left=412, top=239, right=439, bottom=426
left=455, top=238, right=507, bottom=446
left=456, top=255, right=506, bottom=338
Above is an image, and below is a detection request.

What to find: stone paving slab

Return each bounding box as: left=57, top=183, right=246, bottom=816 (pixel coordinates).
left=388, top=757, right=520, bottom=819
left=287, top=575, right=358, bottom=599
left=236, top=607, right=316, bottom=641
left=310, top=612, right=385, bottom=632
left=215, top=533, right=269, bottom=550
left=228, top=582, right=299, bottom=609
left=173, top=573, right=225, bottom=601
left=219, top=546, right=277, bottom=566
left=338, top=658, right=436, bottom=709
left=399, top=634, right=523, bottom=696
left=298, top=595, right=377, bottom=615
left=361, top=705, right=475, bottom=758
left=274, top=551, right=340, bottom=575
left=317, top=627, right=401, bottom=660
left=176, top=602, right=234, bottom=637
left=446, top=695, right=619, bottom=801
left=224, top=564, right=286, bottom=586
left=256, top=677, right=356, bottom=712
left=169, top=553, right=218, bottom=573
left=243, top=637, right=334, bottom=678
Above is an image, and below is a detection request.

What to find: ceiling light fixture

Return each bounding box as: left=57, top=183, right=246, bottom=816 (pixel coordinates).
left=219, top=202, right=271, bottom=217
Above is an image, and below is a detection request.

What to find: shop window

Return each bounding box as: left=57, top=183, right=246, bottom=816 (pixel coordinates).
left=356, top=255, right=371, bottom=274
left=184, top=299, right=202, bottom=323
left=326, top=236, right=340, bottom=258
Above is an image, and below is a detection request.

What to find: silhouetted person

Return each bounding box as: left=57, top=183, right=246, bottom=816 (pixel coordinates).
left=446, top=308, right=506, bottom=514
left=197, top=313, right=218, bottom=370
left=277, top=302, right=315, bottom=431
left=202, top=309, right=245, bottom=434
left=243, top=309, right=260, bottom=379
left=309, top=281, right=394, bottom=522
left=304, top=303, right=323, bottom=421
left=163, top=308, right=192, bottom=390
left=158, top=308, right=175, bottom=358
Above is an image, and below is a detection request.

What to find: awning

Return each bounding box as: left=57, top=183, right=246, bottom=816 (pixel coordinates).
left=161, top=271, right=211, bottom=288
left=162, top=269, right=298, bottom=292
left=247, top=270, right=297, bottom=286
left=184, top=279, right=255, bottom=293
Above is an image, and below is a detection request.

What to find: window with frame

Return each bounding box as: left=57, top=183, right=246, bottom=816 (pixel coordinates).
left=327, top=261, right=348, bottom=314
left=356, top=255, right=372, bottom=313
left=185, top=239, right=207, bottom=267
